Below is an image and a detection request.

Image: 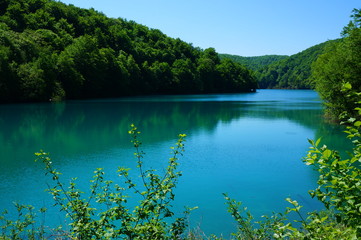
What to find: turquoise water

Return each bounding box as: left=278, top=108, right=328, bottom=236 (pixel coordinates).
left=0, top=90, right=350, bottom=237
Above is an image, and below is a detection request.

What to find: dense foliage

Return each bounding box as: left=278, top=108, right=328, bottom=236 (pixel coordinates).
left=0, top=0, right=257, bottom=103
left=311, top=9, right=361, bottom=120
left=256, top=40, right=337, bottom=89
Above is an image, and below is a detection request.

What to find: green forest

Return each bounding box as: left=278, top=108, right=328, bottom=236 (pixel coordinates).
left=220, top=40, right=338, bottom=90
left=0, top=0, right=359, bottom=121
left=0, top=0, right=258, bottom=103
left=1, top=0, right=361, bottom=238
left=256, top=40, right=338, bottom=89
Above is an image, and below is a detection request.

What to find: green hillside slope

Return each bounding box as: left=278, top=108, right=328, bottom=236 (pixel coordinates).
left=0, top=0, right=257, bottom=103
left=220, top=40, right=339, bottom=89
left=256, top=40, right=339, bottom=89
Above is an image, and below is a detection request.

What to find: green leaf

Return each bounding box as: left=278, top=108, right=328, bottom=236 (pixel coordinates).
left=349, top=117, right=356, bottom=123
left=322, top=149, right=332, bottom=158
left=343, top=82, right=352, bottom=90
left=354, top=121, right=361, bottom=127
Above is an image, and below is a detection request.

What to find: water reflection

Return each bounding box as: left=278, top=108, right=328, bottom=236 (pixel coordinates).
left=0, top=92, right=332, bottom=156
left=0, top=90, right=352, bottom=236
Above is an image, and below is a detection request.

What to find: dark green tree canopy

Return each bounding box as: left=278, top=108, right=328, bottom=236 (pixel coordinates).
left=311, top=8, right=361, bottom=120
left=0, top=0, right=257, bottom=102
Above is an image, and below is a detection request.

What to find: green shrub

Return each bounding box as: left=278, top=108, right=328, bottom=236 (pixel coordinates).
left=1, top=124, right=194, bottom=239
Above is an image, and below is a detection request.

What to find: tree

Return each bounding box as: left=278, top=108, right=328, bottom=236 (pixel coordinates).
left=0, top=45, right=19, bottom=102
left=312, top=8, right=361, bottom=120
left=172, top=59, right=198, bottom=93
left=197, top=48, right=220, bottom=92
left=216, top=58, right=256, bottom=92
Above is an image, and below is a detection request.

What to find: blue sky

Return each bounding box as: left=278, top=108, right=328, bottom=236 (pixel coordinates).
left=59, top=0, right=360, bottom=56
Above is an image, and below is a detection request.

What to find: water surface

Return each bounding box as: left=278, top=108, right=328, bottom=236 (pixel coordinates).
left=0, top=90, right=350, bottom=236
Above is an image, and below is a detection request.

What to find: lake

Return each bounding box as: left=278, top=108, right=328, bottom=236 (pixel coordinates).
left=0, top=89, right=350, bottom=237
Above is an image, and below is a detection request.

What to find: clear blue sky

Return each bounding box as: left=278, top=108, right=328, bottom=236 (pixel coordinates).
left=59, top=0, right=360, bottom=56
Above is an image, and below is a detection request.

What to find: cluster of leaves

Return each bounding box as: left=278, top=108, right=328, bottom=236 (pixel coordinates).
left=1, top=125, right=193, bottom=239
left=223, top=194, right=357, bottom=239
left=311, top=8, right=361, bottom=120
left=0, top=203, right=47, bottom=239
left=0, top=0, right=257, bottom=103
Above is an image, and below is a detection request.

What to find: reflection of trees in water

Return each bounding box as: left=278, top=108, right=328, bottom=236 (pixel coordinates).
left=0, top=100, right=245, bottom=160
left=0, top=98, right=350, bottom=163
left=238, top=102, right=350, bottom=153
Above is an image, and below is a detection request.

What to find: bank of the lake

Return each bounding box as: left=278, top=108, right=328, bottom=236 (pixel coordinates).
left=0, top=89, right=350, bottom=236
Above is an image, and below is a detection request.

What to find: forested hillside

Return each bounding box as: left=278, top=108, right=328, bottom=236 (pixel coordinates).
left=221, top=41, right=338, bottom=90
left=219, top=54, right=288, bottom=71
left=256, top=40, right=338, bottom=89
left=0, top=0, right=257, bottom=103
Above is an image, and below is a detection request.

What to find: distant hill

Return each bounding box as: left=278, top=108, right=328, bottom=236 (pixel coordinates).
left=219, top=54, right=288, bottom=71
left=256, top=40, right=339, bottom=89
left=220, top=40, right=339, bottom=89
